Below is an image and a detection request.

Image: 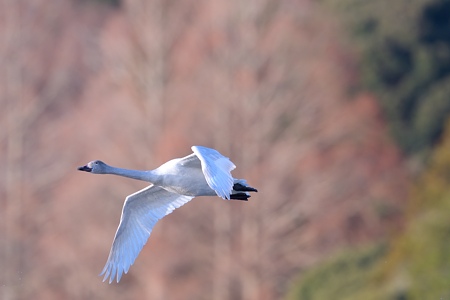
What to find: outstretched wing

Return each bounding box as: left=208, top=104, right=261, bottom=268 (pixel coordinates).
left=100, top=185, right=194, bottom=283
left=191, top=146, right=236, bottom=199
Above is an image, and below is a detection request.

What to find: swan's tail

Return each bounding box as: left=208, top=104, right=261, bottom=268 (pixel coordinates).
left=230, top=179, right=258, bottom=201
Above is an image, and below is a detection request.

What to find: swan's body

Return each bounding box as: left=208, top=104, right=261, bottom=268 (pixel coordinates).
left=78, top=146, right=257, bottom=283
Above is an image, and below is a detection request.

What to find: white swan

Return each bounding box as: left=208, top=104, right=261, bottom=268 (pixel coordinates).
left=77, top=146, right=257, bottom=283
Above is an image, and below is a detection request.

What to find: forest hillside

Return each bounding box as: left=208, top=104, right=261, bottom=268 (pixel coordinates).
left=2, top=0, right=444, bottom=299
left=288, top=0, right=450, bottom=299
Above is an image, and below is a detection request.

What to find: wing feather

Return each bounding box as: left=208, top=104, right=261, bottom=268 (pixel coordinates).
left=100, top=185, right=194, bottom=283
left=191, top=146, right=235, bottom=199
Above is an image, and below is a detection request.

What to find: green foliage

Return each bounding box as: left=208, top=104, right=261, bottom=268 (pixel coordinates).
left=286, top=244, right=390, bottom=300
left=323, top=0, right=450, bottom=154
left=414, top=76, right=450, bottom=148
left=286, top=120, right=450, bottom=299
left=381, top=120, right=450, bottom=298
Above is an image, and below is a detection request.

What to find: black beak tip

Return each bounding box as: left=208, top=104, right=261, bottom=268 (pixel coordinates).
left=78, top=165, right=92, bottom=172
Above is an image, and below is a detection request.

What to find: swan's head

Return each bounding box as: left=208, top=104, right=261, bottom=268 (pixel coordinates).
left=77, top=160, right=108, bottom=174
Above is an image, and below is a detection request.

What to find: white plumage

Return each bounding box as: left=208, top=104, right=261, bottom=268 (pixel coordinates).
left=78, top=146, right=257, bottom=283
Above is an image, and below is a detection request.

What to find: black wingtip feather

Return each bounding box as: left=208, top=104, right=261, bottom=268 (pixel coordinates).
left=233, top=183, right=258, bottom=193
left=230, top=193, right=250, bottom=201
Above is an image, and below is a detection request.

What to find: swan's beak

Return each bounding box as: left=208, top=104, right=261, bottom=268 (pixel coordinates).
left=78, top=165, right=92, bottom=172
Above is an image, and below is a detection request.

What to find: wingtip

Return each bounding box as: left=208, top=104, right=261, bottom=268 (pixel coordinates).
left=100, top=263, right=115, bottom=284
left=100, top=274, right=109, bottom=284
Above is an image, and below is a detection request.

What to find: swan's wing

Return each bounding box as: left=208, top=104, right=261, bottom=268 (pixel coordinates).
left=100, top=185, right=194, bottom=283
left=178, top=153, right=202, bottom=168
left=191, top=146, right=236, bottom=199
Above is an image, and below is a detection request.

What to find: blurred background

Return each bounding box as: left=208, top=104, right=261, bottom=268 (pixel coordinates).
left=1, top=0, right=450, bottom=299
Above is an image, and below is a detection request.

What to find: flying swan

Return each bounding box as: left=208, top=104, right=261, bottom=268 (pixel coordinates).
left=78, top=146, right=257, bottom=283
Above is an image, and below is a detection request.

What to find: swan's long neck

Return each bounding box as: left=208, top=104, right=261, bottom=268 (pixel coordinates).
left=103, top=165, right=159, bottom=183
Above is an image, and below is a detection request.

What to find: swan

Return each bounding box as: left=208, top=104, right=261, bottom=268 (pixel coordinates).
left=77, top=145, right=257, bottom=283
